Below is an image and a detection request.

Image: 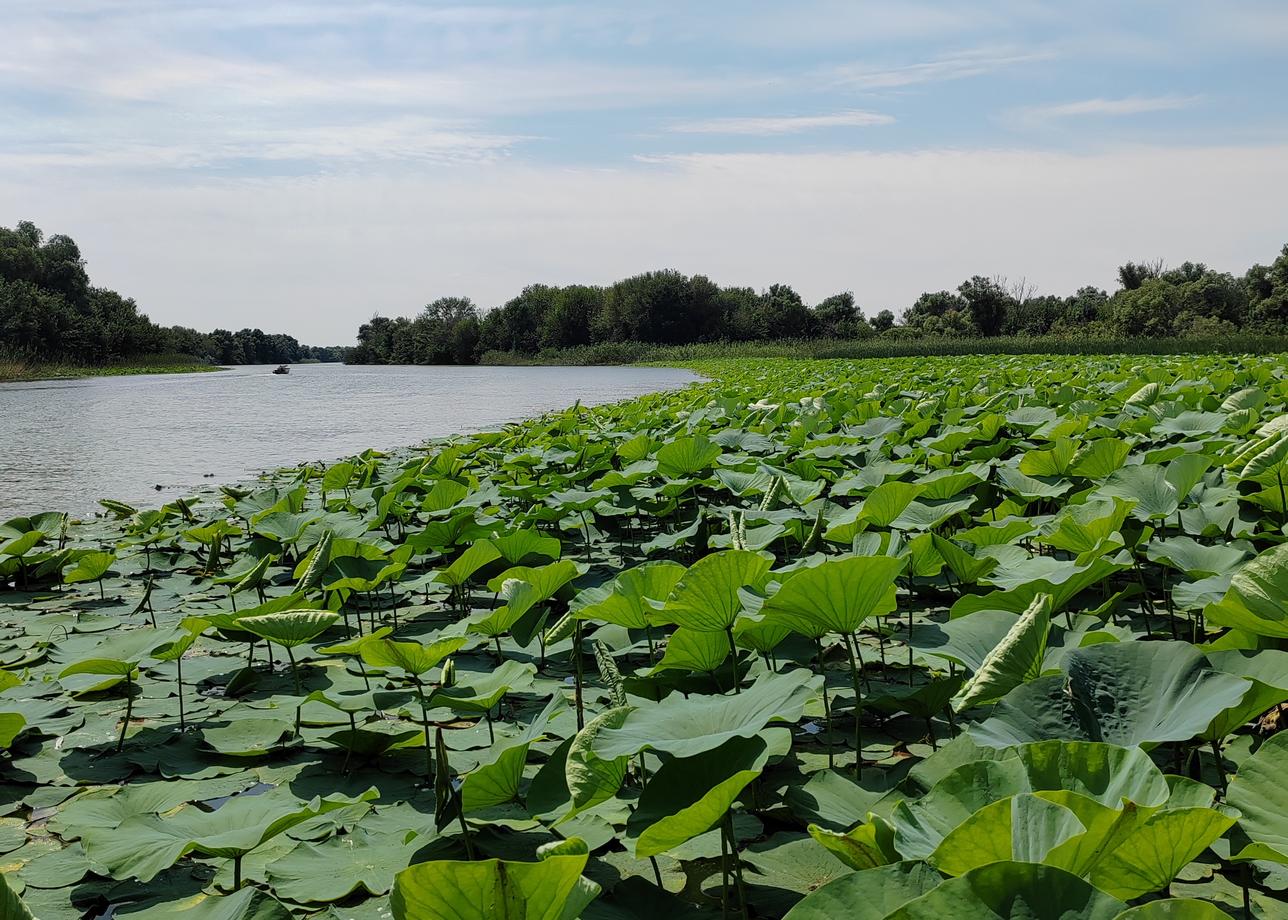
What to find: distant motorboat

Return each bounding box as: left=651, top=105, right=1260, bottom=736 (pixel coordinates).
left=272, top=365, right=290, bottom=375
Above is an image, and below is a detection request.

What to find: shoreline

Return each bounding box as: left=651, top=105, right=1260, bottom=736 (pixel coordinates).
left=0, top=359, right=223, bottom=384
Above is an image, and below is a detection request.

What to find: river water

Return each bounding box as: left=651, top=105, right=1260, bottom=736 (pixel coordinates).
left=0, top=363, right=698, bottom=518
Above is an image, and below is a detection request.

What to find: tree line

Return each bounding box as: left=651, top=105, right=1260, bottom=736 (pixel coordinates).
left=0, top=221, right=347, bottom=365
left=348, top=244, right=1288, bottom=365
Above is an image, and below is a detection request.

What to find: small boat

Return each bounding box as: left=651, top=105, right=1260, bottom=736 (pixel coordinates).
left=272, top=365, right=290, bottom=375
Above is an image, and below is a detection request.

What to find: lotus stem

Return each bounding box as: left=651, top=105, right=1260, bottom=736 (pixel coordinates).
left=649, top=855, right=664, bottom=888
left=1210, top=739, right=1228, bottom=795
left=177, top=653, right=185, bottom=730
left=233, top=854, right=243, bottom=890
left=725, top=627, right=740, bottom=694
left=816, top=637, right=834, bottom=770
left=117, top=674, right=134, bottom=752
left=285, top=645, right=300, bottom=693
left=724, top=812, right=749, bottom=920
left=573, top=619, right=585, bottom=731
left=843, top=633, right=864, bottom=772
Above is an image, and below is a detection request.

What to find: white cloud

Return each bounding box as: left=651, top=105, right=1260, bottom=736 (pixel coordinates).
left=828, top=47, right=1054, bottom=90
left=668, top=110, right=893, bottom=135
left=1011, top=94, right=1200, bottom=123
left=4, top=143, right=1285, bottom=343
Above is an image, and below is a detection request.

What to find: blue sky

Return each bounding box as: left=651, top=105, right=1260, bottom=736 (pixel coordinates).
left=2, top=1, right=1286, bottom=342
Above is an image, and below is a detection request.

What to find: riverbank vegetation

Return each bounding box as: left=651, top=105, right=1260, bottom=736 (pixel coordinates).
left=0, top=221, right=349, bottom=373
left=2, top=352, right=1287, bottom=918
left=0, top=350, right=220, bottom=383
left=350, top=243, right=1288, bottom=365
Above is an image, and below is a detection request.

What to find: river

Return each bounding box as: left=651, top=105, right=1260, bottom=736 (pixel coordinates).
left=0, top=363, right=698, bottom=518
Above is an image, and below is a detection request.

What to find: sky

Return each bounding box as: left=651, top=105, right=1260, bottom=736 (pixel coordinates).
left=1, top=1, right=1287, bottom=344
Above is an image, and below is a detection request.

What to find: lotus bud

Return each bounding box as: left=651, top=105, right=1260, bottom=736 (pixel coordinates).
left=440, top=657, right=456, bottom=688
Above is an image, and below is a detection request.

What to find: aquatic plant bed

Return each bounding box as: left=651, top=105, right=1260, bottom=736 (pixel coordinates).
left=2, top=353, right=1288, bottom=919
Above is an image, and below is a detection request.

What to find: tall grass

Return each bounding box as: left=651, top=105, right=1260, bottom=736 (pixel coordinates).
left=0, top=350, right=218, bottom=383
left=477, top=334, right=1288, bottom=367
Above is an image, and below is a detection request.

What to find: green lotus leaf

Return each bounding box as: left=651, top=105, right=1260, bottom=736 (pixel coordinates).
left=807, top=815, right=896, bottom=871
left=490, top=528, right=561, bottom=566
left=103, top=887, right=294, bottom=920
left=201, top=718, right=296, bottom=757
left=0, top=872, right=33, bottom=920
left=656, top=436, right=722, bottom=478
left=972, top=641, right=1250, bottom=748
left=237, top=611, right=338, bottom=648
left=1227, top=731, right=1288, bottom=864
left=592, top=667, right=818, bottom=759
left=1201, top=648, right=1288, bottom=740
left=1113, top=900, right=1238, bottom=919
left=888, top=861, right=1125, bottom=920
left=390, top=839, right=596, bottom=920
left=63, top=550, right=116, bottom=585
left=661, top=549, right=772, bottom=632
left=562, top=707, right=632, bottom=821
left=1145, top=536, right=1249, bottom=579
left=1069, top=438, right=1131, bottom=479
left=570, top=561, right=685, bottom=629
left=930, top=793, right=1087, bottom=876
left=360, top=635, right=467, bottom=676
left=1205, top=543, right=1288, bottom=638
left=80, top=787, right=377, bottom=882
left=265, top=827, right=426, bottom=903
left=651, top=626, right=730, bottom=673
left=1088, top=806, right=1236, bottom=899
left=954, top=594, right=1052, bottom=711
left=781, top=861, right=941, bottom=920
left=761, top=555, right=903, bottom=637
left=626, top=730, right=785, bottom=858
left=435, top=540, right=503, bottom=588
left=432, top=659, right=536, bottom=713
left=0, top=711, right=26, bottom=748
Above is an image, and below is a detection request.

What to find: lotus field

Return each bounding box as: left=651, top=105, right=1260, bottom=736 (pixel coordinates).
left=5, top=353, right=1288, bottom=919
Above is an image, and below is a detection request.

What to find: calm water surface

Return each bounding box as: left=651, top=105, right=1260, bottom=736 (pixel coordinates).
left=0, top=364, right=698, bottom=517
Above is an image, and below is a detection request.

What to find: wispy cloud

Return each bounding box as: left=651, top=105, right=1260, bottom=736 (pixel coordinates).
left=668, top=110, right=893, bottom=136
left=828, top=47, right=1054, bottom=90
left=1020, top=93, right=1200, bottom=119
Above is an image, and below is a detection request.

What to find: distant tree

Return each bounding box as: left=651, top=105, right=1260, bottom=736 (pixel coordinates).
left=869, top=309, right=895, bottom=332
left=1117, top=259, right=1165, bottom=291
left=813, top=292, right=868, bottom=338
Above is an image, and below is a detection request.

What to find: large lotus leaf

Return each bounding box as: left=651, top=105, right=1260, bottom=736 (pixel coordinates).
left=433, top=660, right=536, bottom=713
left=485, top=559, right=581, bottom=600
left=265, top=827, right=426, bottom=902
left=1205, top=543, right=1288, bottom=638
left=63, top=550, right=116, bottom=585
left=361, top=636, right=467, bottom=676
left=954, top=594, right=1052, bottom=711
left=1038, top=499, right=1134, bottom=556
left=1095, top=466, right=1179, bottom=521
left=118, top=887, right=294, bottom=920
left=252, top=512, right=320, bottom=545
left=914, top=610, right=1019, bottom=672
left=461, top=702, right=561, bottom=813
left=761, top=556, right=903, bottom=637
left=929, top=793, right=1086, bottom=876
left=888, top=861, right=1124, bottom=920
left=1145, top=537, right=1249, bottom=578
left=626, top=730, right=784, bottom=858
left=390, top=842, right=594, bottom=920
left=780, top=861, right=942, bottom=920
left=81, top=788, right=377, bottom=881
left=996, top=466, right=1072, bottom=501
left=1226, top=731, right=1288, bottom=864
left=237, top=611, right=338, bottom=649
left=435, top=541, right=503, bottom=588
left=656, top=436, right=722, bottom=478
left=1201, top=648, right=1288, bottom=740
left=1014, top=741, right=1170, bottom=809
left=592, top=667, right=818, bottom=759
left=891, top=759, right=1031, bottom=859
left=1, top=872, right=33, bottom=920
left=1114, top=901, right=1232, bottom=920
left=1034, top=792, right=1151, bottom=878
left=651, top=627, right=729, bottom=673
left=807, top=816, right=897, bottom=870
left=201, top=718, right=296, bottom=757
left=489, top=529, right=561, bottom=567
left=956, top=555, right=1128, bottom=618
left=562, top=707, right=632, bottom=821
left=0, top=712, right=26, bottom=748
left=1088, top=806, right=1236, bottom=899
left=932, top=534, right=999, bottom=584
left=971, top=642, right=1250, bottom=748
left=1069, top=439, right=1131, bottom=480
left=570, top=561, right=685, bottom=629
left=661, top=550, right=772, bottom=632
